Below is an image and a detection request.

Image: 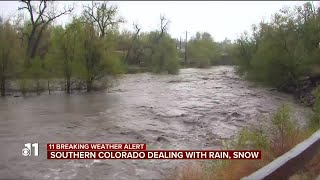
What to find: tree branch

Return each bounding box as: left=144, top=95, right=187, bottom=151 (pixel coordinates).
left=18, top=0, right=74, bottom=60
left=83, top=1, right=124, bottom=38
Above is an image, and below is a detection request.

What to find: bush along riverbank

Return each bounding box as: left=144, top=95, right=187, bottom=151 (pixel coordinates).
left=232, top=2, right=320, bottom=107
left=170, top=91, right=320, bottom=180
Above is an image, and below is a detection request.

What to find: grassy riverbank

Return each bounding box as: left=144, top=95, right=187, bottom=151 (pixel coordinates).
left=170, top=89, right=320, bottom=180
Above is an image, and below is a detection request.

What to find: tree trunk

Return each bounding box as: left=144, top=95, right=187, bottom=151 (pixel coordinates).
left=47, top=80, right=51, bottom=95
left=185, top=31, right=188, bottom=66
left=86, top=78, right=93, bottom=92
left=0, top=77, right=5, bottom=97
left=21, top=79, right=26, bottom=96
left=66, top=77, right=71, bottom=94
left=36, top=79, right=40, bottom=95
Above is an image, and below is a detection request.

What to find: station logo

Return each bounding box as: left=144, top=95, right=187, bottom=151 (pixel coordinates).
left=22, top=143, right=39, bottom=157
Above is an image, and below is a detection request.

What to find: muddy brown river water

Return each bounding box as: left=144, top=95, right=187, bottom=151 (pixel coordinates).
left=0, top=66, right=310, bottom=180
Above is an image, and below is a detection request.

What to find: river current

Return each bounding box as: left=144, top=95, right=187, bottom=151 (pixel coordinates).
left=0, top=66, right=309, bottom=179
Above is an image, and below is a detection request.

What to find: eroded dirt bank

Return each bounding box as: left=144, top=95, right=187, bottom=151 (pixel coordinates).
left=0, top=66, right=309, bottom=180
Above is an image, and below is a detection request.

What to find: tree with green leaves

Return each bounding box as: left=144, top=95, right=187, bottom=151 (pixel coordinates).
left=80, top=1, right=125, bottom=91
left=143, top=15, right=180, bottom=74
left=48, top=18, right=84, bottom=93
left=78, top=23, right=123, bottom=92
left=188, top=32, right=219, bottom=68
left=0, top=17, right=23, bottom=96
left=150, top=32, right=180, bottom=74
left=18, top=0, right=73, bottom=65
left=234, top=2, right=320, bottom=93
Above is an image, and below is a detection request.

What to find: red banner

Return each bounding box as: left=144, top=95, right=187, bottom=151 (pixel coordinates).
left=47, top=150, right=261, bottom=160
left=47, top=143, right=146, bottom=151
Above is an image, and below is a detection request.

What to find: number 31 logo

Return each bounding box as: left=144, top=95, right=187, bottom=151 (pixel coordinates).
left=22, top=143, right=39, bottom=156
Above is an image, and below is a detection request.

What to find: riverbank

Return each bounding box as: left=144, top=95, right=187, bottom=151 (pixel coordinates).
left=170, top=104, right=320, bottom=180
left=291, top=77, right=320, bottom=108
left=1, top=77, right=118, bottom=97
left=1, top=64, right=233, bottom=97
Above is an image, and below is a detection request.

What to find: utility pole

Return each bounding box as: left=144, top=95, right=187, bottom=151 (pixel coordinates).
left=184, top=31, right=188, bottom=66
left=179, top=36, right=182, bottom=51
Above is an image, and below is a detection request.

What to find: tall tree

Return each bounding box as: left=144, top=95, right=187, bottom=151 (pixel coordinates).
left=188, top=32, right=219, bottom=68
left=78, top=23, right=123, bottom=92
left=80, top=1, right=125, bottom=91
left=125, top=23, right=141, bottom=64
left=0, top=18, right=23, bottom=96
left=145, top=15, right=179, bottom=74
left=18, top=0, right=73, bottom=65
left=48, top=18, right=83, bottom=93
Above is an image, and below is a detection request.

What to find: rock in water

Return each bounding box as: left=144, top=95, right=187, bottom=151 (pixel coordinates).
left=156, top=136, right=169, bottom=142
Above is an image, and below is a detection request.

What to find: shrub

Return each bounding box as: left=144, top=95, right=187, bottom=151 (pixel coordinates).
left=310, top=87, right=320, bottom=132
left=172, top=103, right=319, bottom=180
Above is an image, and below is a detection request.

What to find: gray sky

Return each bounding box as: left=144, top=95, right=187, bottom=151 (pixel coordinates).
left=0, top=1, right=313, bottom=42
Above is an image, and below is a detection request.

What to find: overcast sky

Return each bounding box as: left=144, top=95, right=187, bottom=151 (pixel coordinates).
left=0, top=1, right=315, bottom=42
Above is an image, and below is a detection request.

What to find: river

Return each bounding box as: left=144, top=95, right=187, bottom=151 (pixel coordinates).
left=0, top=66, right=310, bottom=179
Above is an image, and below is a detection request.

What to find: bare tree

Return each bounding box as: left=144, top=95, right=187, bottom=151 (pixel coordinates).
left=152, top=15, right=170, bottom=71
left=133, top=23, right=141, bottom=39
left=18, top=0, right=74, bottom=65
left=83, top=1, right=124, bottom=39
left=125, top=23, right=141, bottom=63
left=159, top=15, right=169, bottom=37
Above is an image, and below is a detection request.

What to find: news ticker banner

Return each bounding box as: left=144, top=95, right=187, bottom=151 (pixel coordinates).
left=23, top=143, right=262, bottom=160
